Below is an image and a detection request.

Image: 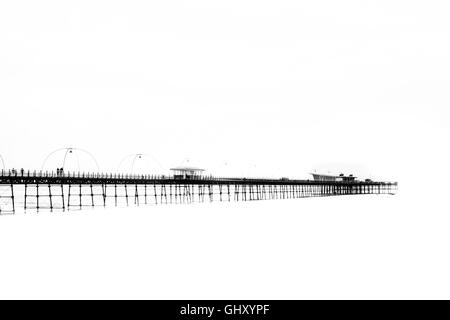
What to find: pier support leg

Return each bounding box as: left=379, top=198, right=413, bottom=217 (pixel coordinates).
left=90, top=184, right=94, bottom=207
left=79, top=184, right=82, bottom=210
left=61, top=184, right=65, bottom=212
left=36, top=184, right=40, bottom=213
left=102, top=184, right=106, bottom=207
left=68, top=184, right=71, bottom=210
left=114, top=184, right=118, bottom=207
left=48, top=184, right=53, bottom=212
left=24, top=184, right=28, bottom=212
left=11, top=184, right=15, bottom=214
left=208, top=185, right=213, bottom=202
left=145, top=184, right=148, bottom=205
left=135, top=184, right=139, bottom=206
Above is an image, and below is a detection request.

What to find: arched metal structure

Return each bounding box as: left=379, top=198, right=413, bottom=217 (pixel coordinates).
left=0, top=154, right=5, bottom=171
left=117, top=153, right=164, bottom=174
left=41, top=147, right=100, bottom=172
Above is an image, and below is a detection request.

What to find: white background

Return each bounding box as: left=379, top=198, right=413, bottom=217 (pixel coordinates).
left=0, top=0, right=449, bottom=299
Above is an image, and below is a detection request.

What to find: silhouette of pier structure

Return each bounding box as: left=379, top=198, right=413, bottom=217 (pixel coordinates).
left=0, top=169, right=398, bottom=214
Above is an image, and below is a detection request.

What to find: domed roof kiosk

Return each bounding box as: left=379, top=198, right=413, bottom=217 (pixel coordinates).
left=170, top=166, right=205, bottom=180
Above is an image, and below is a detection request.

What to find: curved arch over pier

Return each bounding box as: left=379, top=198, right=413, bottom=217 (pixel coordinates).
left=41, top=147, right=100, bottom=172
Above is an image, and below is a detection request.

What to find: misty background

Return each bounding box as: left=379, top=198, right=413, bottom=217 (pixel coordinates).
left=1, top=1, right=449, bottom=187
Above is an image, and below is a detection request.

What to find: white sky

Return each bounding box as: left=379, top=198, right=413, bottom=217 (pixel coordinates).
left=1, top=1, right=449, bottom=182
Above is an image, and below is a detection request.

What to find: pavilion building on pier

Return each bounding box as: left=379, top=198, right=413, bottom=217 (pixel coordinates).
left=170, top=166, right=205, bottom=180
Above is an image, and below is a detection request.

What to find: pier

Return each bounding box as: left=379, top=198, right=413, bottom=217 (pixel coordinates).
left=0, top=169, right=398, bottom=214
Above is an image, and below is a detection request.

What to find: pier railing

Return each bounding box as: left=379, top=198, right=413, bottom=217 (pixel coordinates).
left=0, top=169, right=397, bottom=185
